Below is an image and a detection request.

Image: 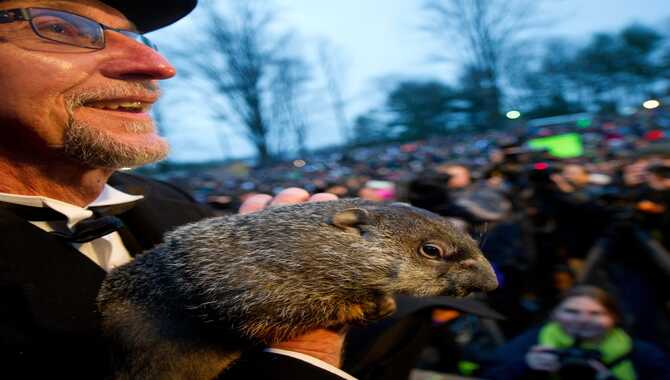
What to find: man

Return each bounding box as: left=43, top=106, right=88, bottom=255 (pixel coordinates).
left=0, top=1, right=346, bottom=378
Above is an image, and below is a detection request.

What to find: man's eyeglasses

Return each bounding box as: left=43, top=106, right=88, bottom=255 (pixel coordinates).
left=0, top=8, right=158, bottom=51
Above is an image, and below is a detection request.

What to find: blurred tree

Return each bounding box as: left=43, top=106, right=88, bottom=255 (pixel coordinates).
left=352, top=111, right=393, bottom=146
left=514, top=23, right=668, bottom=116
left=423, top=0, right=546, bottom=129
left=168, top=0, right=308, bottom=164
left=456, top=64, right=497, bottom=129
left=516, top=39, right=586, bottom=118
left=317, top=40, right=352, bottom=147
left=270, top=58, right=311, bottom=157
left=523, top=94, right=585, bottom=119
left=574, top=23, right=665, bottom=111
left=385, top=80, right=456, bottom=139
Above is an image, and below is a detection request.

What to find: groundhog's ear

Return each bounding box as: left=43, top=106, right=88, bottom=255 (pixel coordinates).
left=331, top=208, right=370, bottom=234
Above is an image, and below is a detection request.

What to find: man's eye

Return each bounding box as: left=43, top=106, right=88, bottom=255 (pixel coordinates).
left=45, top=22, right=79, bottom=36
left=35, top=17, right=81, bottom=37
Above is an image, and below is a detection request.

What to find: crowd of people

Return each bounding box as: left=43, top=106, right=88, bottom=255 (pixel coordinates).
left=155, top=111, right=670, bottom=379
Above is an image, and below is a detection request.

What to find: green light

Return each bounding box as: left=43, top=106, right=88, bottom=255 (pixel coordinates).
left=528, top=133, right=584, bottom=158
left=576, top=118, right=592, bottom=128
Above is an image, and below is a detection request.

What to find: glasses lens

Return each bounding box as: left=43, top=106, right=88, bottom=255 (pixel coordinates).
left=118, top=30, right=159, bottom=51
left=29, top=9, right=103, bottom=49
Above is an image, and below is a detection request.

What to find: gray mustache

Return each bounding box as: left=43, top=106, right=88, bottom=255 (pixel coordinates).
left=65, top=82, right=160, bottom=110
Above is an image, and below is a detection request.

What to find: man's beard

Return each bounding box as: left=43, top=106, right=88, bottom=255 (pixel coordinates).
left=63, top=117, right=169, bottom=169
left=62, top=83, right=169, bottom=169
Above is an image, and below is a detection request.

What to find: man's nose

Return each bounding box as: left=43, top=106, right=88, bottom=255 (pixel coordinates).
left=98, top=32, right=177, bottom=80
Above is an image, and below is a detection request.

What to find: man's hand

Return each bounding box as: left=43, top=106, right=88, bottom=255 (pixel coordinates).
left=239, top=187, right=337, bottom=214
left=550, top=174, right=576, bottom=193
left=238, top=187, right=344, bottom=368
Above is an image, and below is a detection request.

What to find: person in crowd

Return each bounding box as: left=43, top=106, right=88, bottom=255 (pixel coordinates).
left=545, top=163, right=608, bottom=262
left=482, top=285, right=670, bottom=380
left=551, top=163, right=591, bottom=194
left=439, top=164, right=473, bottom=190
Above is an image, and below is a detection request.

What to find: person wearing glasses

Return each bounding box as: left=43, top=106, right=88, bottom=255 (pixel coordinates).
left=0, top=1, right=350, bottom=379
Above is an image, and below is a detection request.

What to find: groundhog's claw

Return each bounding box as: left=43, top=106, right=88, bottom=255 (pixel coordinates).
left=362, top=295, right=397, bottom=321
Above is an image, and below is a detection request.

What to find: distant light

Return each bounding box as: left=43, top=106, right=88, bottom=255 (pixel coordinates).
left=576, top=118, right=592, bottom=128
left=644, top=130, right=664, bottom=141
left=534, top=162, right=549, bottom=171
left=506, top=110, right=521, bottom=120
left=643, top=99, right=660, bottom=110
left=293, top=159, right=306, bottom=168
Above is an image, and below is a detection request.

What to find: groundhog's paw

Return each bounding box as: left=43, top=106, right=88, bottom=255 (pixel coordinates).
left=361, top=295, right=397, bottom=321
left=329, top=296, right=396, bottom=327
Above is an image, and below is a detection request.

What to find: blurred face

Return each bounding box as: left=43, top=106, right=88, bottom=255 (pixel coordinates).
left=0, top=0, right=176, bottom=168
left=623, top=159, right=649, bottom=187
left=553, top=296, right=615, bottom=340
left=445, top=166, right=471, bottom=189
left=562, top=164, right=589, bottom=188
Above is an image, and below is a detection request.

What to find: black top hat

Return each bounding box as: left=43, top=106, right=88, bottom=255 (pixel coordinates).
left=101, top=0, right=197, bottom=33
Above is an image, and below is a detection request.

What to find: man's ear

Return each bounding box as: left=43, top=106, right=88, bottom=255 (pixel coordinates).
left=330, top=208, right=370, bottom=235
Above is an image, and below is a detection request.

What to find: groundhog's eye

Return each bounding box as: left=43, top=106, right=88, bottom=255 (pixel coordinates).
left=419, top=243, right=444, bottom=260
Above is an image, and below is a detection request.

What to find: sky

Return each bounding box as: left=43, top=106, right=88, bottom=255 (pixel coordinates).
left=149, top=0, right=670, bottom=162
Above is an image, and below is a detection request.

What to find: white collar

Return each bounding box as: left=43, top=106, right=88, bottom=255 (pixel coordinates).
left=264, top=348, right=358, bottom=380
left=0, top=185, right=143, bottom=228
left=88, top=185, right=144, bottom=207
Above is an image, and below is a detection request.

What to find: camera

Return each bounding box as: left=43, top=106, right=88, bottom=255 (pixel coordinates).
left=553, top=347, right=602, bottom=379
left=648, top=164, right=670, bottom=179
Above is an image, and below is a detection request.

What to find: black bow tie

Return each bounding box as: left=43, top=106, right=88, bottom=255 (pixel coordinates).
left=0, top=201, right=137, bottom=243
left=50, top=214, right=126, bottom=244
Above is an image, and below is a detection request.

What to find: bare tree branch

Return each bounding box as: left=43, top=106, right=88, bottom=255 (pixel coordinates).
left=165, top=0, right=309, bottom=163
left=423, top=0, right=548, bottom=128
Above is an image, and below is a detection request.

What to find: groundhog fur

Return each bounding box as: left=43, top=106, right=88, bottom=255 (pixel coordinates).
left=98, top=198, right=498, bottom=380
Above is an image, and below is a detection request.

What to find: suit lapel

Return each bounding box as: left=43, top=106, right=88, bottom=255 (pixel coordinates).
left=0, top=209, right=106, bottom=335
left=116, top=197, right=207, bottom=252
left=0, top=174, right=210, bottom=344
left=108, top=172, right=212, bottom=254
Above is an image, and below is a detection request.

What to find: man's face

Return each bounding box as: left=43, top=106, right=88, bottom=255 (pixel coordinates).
left=0, top=0, right=176, bottom=169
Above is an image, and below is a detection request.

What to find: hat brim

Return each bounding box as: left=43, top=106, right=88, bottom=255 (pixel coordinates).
left=102, top=0, right=197, bottom=33
left=394, top=295, right=505, bottom=320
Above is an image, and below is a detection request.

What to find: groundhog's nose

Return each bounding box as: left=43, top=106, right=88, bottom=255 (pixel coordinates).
left=460, top=256, right=499, bottom=292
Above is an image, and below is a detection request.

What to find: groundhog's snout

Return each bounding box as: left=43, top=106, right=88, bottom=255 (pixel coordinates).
left=459, top=256, right=499, bottom=292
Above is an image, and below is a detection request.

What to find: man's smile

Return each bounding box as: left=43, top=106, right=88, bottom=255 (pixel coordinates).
left=85, top=99, right=152, bottom=113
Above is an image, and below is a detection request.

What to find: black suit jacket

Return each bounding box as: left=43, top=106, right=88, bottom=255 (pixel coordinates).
left=0, top=172, right=211, bottom=379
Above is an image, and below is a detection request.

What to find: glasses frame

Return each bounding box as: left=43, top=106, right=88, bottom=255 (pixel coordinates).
left=0, top=7, right=158, bottom=51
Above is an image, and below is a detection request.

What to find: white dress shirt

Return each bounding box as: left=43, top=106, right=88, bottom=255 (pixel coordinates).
left=0, top=186, right=143, bottom=271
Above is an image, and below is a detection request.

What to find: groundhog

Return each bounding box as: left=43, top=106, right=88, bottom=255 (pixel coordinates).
left=97, top=198, right=498, bottom=380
